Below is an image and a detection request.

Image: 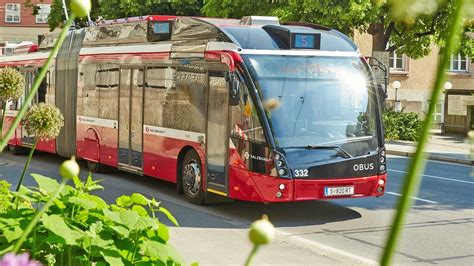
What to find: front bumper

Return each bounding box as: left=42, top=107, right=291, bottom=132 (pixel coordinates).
left=228, top=165, right=387, bottom=202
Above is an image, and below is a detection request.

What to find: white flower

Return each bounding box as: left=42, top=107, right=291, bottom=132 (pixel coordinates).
left=0, top=67, right=24, bottom=101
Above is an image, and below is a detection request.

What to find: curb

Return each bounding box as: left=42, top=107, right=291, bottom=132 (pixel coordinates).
left=387, top=150, right=473, bottom=166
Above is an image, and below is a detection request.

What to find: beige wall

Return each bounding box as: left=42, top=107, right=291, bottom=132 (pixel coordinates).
left=353, top=31, right=474, bottom=118
left=353, top=32, right=373, bottom=57
left=0, top=26, right=54, bottom=43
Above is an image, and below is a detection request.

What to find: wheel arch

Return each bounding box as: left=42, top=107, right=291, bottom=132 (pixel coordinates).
left=81, top=127, right=101, bottom=162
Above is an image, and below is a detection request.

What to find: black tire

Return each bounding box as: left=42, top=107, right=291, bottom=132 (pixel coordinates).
left=86, top=160, right=101, bottom=173
left=181, top=150, right=205, bottom=205
left=8, top=144, right=28, bottom=155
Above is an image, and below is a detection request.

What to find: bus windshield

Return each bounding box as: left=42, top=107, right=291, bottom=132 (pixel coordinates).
left=243, top=54, right=379, bottom=155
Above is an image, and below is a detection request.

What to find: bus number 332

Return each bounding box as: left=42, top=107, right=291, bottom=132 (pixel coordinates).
left=294, top=169, right=309, bottom=177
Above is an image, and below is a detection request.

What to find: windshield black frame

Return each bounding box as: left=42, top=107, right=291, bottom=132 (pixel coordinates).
left=242, top=54, right=383, bottom=156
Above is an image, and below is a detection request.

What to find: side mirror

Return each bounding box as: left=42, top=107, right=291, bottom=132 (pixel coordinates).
left=229, top=73, right=240, bottom=106
left=377, top=83, right=387, bottom=99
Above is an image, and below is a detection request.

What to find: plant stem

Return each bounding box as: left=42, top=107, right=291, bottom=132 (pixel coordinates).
left=0, top=14, right=76, bottom=153
left=32, top=225, right=36, bottom=259
left=15, top=138, right=38, bottom=192
left=12, top=178, right=68, bottom=253
left=128, top=232, right=140, bottom=261
left=380, top=0, right=465, bottom=265
left=67, top=246, right=71, bottom=266
left=0, top=101, right=7, bottom=140
left=244, top=245, right=260, bottom=266
left=88, top=240, right=92, bottom=266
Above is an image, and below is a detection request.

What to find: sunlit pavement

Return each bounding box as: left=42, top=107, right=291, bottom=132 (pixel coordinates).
left=1, top=152, right=473, bottom=265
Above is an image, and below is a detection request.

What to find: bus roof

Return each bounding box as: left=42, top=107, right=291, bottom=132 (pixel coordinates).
left=1, top=15, right=359, bottom=64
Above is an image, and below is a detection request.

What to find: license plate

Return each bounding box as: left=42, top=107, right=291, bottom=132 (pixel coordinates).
left=324, top=186, right=354, bottom=196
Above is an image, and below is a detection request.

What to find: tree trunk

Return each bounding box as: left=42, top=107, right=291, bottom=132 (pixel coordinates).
left=368, top=22, right=387, bottom=52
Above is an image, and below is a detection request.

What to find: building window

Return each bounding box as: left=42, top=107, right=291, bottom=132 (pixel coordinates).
left=429, top=100, right=444, bottom=124
left=389, top=51, right=405, bottom=71
left=5, top=3, right=21, bottom=23
left=35, top=4, right=51, bottom=24
left=449, top=54, right=469, bottom=72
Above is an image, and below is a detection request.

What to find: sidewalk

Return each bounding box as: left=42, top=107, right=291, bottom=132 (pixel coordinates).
left=170, top=227, right=375, bottom=265
left=385, top=133, right=472, bottom=165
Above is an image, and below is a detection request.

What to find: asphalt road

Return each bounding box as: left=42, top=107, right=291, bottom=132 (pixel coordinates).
left=0, top=152, right=473, bottom=265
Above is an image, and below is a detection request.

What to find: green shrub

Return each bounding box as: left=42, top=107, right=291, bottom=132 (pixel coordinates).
left=382, top=108, right=422, bottom=141
left=0, top=175, right=183, bottom=265
left=0, top=180, right=12, bottom=214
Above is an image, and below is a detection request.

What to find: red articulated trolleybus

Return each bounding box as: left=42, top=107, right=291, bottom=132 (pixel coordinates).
left=0, top=15, right=387, bottom=204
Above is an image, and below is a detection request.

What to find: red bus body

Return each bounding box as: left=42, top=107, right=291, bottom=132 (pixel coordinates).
left=0, top=15, right=387, bottom=203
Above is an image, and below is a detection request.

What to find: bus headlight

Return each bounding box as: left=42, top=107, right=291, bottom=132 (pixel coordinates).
left=379, top=147, right=387, bottom=174
left=273, top=151, right=291, bottom=178
left=278, top=168, right=287, bottom=176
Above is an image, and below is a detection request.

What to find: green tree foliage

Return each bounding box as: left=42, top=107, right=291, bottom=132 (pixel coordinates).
left=201, top=0, right=284, bottom=18
left=47, top=0, right=101, bottom=31
left=100, top=0, right=203, bottom=18
left=202, top=0, right=473, bottom=59
left=41, top=0, right=473, bottom=58
left=45, top=0, right=202, bottom=31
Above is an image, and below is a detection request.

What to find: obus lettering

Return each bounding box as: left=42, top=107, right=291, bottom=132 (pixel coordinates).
left=353, top=163, right=374, bottom=171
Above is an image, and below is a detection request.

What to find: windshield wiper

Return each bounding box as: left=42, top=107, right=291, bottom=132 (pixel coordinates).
left=306, top=145, right=352, bottom=158
left=285, top=145, right=353, bottom=158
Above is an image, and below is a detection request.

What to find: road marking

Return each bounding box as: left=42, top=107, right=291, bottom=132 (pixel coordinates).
left=388, top=168, right=474, bottom=185
left=387, top=154, right=471, bottom=168
left=386, top=191, right=438, bottom=204
left=274, top=228, right=377, bottom=265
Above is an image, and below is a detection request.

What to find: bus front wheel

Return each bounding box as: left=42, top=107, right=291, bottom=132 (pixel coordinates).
left=86, top=160, right=101, bottom=173
left=8, top=144, right=28, bottom=155
left=181, top=150, right=205, bottom=205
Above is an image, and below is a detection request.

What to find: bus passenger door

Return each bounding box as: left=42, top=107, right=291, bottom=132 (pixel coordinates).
left=206, top=71, right=230, bottom=197
left=118, top=67, right=144, bottom=174
left=21, top=68, right=38, bottom=146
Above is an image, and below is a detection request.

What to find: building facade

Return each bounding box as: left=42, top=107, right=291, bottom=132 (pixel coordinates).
left=354, top=32, right=474, bottom=135
left=0, top=0, right=53, bottom=54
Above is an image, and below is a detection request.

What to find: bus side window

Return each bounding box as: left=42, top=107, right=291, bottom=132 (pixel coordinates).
left=97, top=64, right=119, bottom=120
left=79, top=64, right=99, bottom=117
left=38, top=70, right=47, bottom=103
left=145, top=66, right=175, bottom=90
left=231, top=77, right=266, bottom=144
left=46, top=66, right=55, bottom=105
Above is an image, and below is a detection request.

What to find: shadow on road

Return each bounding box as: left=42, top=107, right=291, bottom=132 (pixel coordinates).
left=206, top=201, right=362, bottom=227
left=1, top=152, right=471, bottom=229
